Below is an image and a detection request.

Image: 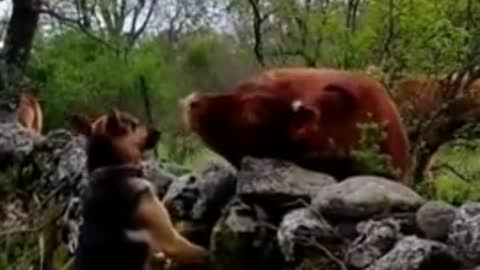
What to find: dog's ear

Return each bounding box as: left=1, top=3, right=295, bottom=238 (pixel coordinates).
left=70, top=114, right=93, bottom=136
left=105, top=107, right=130, bottom=136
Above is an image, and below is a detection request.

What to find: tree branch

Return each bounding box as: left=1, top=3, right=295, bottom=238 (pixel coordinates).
left=38, top=6, right=120, bottom=53
left=128, top=0, right=157, bottom=49
left=247, top=0, right=266, bottom=66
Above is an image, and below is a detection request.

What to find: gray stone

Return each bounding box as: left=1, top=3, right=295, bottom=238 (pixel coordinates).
left=312, top=175, right=425, bottom=220
left=210, top=198, right=280, bottom=270
left=163, top=162, right=237, bottom=221
left=448, top=202, right=480, bottom=267
left=162, top=173, right=198, bottom=219
left=141, top=159, right=176, bottom=198
left=277, top=208, right=342, bottom=262
left=0, top=122, right=43, bottom=170
left=32, top=129, right=88, bottom=199
left=416, top=200, right=457, bottom=240
left=345, top=219, right=401, bottom=269
left=236, top=157, right=336, bottom=202
left=366, top=236, right=460, bottom=270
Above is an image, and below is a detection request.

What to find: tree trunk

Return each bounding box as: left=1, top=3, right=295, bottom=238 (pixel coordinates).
left=3, top=0, right=40, bottom=81
left=0, top=0, right=40, bottom=122
left=248, top=0, right=265, bottom=66
left=139, top=75, right=159, bottom=159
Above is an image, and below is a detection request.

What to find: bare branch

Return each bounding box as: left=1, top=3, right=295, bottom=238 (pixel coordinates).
left=432, top=162, right=475, bottom=183
left=128, top=0, right=157, bottom=48
left=38, top=6, right=120, bottom=53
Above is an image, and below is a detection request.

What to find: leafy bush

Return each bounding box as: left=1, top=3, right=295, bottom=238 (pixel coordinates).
left=430, top=141, right=480, bottom=205
left=351, top=119, right=396, bottom=178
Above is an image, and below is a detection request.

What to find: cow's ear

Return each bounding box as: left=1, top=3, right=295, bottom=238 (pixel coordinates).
left=317, top=84, right=357, bottom=117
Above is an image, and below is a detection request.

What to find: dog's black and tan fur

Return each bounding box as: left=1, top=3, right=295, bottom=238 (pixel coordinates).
left=71, top=109, right=208, bottom=270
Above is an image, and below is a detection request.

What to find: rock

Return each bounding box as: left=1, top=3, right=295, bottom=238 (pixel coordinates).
left=190, top=163, right=237, bottom=221
left=163, top=162, right=237, bottom=246
left=448, top=202, right=480, bottom=267
left=163, top=173, right=198, bottom=219
left=141, top=159, right=176, bottom=197
left=416, top=201, right=457, bottom=240
left=293, top=254, right=346, bottom=270
left=312, top=176, right=425, bottom=220
left=0, top=199, right=28, bottom=229
left=61, top=197, right=82, bottom=254
left=333, top=222, right=360, bottom=240
left=31, top=129, right=88, bottom=200
left=366, top=236, right=461, bottom=270
left=345, top=218, right=401, bottom=269
left=164, top=162, right=237, bottom=221
left=277, top=208, right=342, bottom=263
left=210, top=198, right=281, bottom=270
left=236, top=157, right=336, bottom=213
left=0, top=122, right=43, bottom=170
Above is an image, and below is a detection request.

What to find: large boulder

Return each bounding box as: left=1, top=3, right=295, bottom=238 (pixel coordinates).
left=448, top=202, right=480, bottom=267
left=366, top=236, right=461, bottom=270
left=277, top=208, right=342, bottom=263
left=236, top=157, right=336, bottom=216
left=312, top=176, right=425, bottom=220
left=164, top=162, right=237, bottom=221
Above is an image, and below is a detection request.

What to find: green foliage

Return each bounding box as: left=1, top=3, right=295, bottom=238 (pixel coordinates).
left=30, top=31, right=181, bottom=130
left=351, top=119, right=396, bottom=178
left=178, top=33, right=256, bottom=92
left=0, top=231, right=40, bottom=270
left=430, top=141, right=480, bottom=205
